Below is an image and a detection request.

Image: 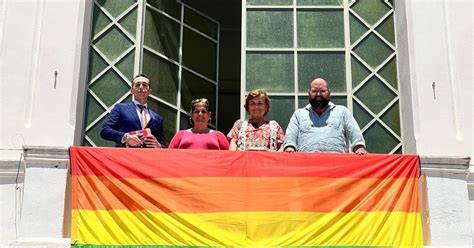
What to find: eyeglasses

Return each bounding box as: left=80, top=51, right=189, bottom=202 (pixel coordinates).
left=309, top=88, right=329, bottom=94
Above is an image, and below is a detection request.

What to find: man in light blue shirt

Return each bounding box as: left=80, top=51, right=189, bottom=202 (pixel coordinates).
left=283, top=78, right=367, bottom=155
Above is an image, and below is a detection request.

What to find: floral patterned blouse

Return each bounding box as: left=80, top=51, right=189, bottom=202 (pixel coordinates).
left=227, top=119, right=285, bottom=151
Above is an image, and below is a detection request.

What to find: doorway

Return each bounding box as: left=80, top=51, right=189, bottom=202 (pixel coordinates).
left=181, top=0, right=242, bottom=134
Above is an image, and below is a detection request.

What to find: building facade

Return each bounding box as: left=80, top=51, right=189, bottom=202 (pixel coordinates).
left=0, top=0, right=472, bottom=247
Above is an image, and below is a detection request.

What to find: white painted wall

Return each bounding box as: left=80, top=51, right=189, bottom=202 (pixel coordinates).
left=402, top=0, right=473, bottom=159
left=0, top=169, right=22, bottom=246
left=0, top=0, right=88, bottom=246
left=0, top=0, right=87, bottom=161
left=398, top=0, right=473, bottom=244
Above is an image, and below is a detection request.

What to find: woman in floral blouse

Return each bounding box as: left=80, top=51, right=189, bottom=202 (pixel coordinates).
left=227, top=89, right=285, bottom=151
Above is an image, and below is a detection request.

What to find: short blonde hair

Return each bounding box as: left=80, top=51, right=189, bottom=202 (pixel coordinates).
left=244, top=89, right=270, bottom=115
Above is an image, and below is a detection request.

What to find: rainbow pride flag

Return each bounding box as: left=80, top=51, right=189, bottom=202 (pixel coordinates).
left=128, top=128, right=152, bottom=137
left=70, top=147, right=423, bottom=247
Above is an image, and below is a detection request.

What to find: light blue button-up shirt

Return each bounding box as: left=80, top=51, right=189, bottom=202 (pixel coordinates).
left=284, top=102, right=365, bottom=153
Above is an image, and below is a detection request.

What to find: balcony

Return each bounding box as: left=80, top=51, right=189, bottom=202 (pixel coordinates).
left=0, top=146, right=471, bottom=247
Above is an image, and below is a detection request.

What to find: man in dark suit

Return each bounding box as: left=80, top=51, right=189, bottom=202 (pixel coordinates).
left=100, top=74, right=167, bottom=148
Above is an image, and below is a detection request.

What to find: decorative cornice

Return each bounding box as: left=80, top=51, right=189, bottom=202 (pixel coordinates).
left=0, top=160, right=24, bottom=181
left=22, top=146, right=70, bottom=169
left=420, top=156, right=471, bottom=175
left=8, top=148, right=474, bottom=181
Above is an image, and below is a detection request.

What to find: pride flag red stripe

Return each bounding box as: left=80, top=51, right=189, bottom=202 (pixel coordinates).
left=71, top=147, right=419, bottom=179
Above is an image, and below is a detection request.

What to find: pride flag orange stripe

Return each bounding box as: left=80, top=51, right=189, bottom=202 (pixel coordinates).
left=70, top=147, right=419, bottom=179
left=73, top=176, right=419, bottom=213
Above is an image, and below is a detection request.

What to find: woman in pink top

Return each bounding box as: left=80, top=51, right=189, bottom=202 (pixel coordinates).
left=169, top=98, right=229, bottom=150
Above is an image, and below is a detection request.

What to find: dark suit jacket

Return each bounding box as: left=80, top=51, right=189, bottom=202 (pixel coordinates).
left=100, top=102, right=167, bottom=147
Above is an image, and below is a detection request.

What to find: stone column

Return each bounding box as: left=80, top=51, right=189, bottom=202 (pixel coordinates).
left=421, top=156, right=472, bottom=247
left=11, top=146, right=70, bottom=247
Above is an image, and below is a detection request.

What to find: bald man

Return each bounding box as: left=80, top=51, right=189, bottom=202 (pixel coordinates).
left=283, top=78, right=367, bottom=155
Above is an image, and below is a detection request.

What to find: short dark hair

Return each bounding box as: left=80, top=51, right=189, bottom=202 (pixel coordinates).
left=132, top=74, right=151, bottom=87
left=191, top=98, right=209, bottom=112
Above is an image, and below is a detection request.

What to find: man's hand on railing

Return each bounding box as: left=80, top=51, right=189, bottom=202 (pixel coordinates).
left=354, top=145, right=368, bottom=155
left=284, top=146, right=296, bottom=153
left=126, top=134, right=143, bottom=147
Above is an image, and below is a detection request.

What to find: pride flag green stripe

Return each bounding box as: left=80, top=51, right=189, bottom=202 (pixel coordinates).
left=73, top=245, right=392, bottom=248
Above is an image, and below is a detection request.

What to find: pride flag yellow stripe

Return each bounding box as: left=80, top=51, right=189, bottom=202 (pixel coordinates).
left=72, top=210, right=423, bottom=247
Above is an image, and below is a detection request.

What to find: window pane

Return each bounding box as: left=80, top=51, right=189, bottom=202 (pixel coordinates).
left=97, top=0, right=135, bottom=19
left=182, top=27, right=217, bottom=80
left=380, top=101, right=400, bottom=135
left=147, top=0, right=181, bottom=19
left=94, top=26, right=133, bottom=62
left=331, top=96, right=347, bottom=106
left=144, top=8, right=180, bottom=61
left=184, top=7, right=218, bottom=39
left=350, top=13, right=368, bottom=45
left=265, top=96, right=294, bottom=131
left=351, top=0, right=390, bottom=26
left=118, top=6, right=137, bottom=37
left=354, top=76, right=396, bottom=114
left=298, top=96, right=308, bottom=108
left=247, top=10, right=293, bottom=48
left=142, top=50, right=179, bottom=105
left=121, top=94, right=133, bottom=104
left=297, top=10, right=344, bottom=48
left=246, top=52, right=294, bottom=92
left=353, top=100, right=372, bottom=129
left=378, top=57, right=398, bottom=90
left=88, top=49, right=108, bottom=80
left=84, top=92, right=105, bottom=127
left=364, top=121, right=399, bottom=153
left=91, top=5, right=111, bottom=37
left=85, top=117, right=116, bottom=147
left=116, top=50, right=135, bottom=81
left=376, top=14, right=395, bottom=45
left=247, top=0, right=292, bottom=5
left=354, top=33, right=393, bottom=70
left=297, top=0, right=342, bottom=5
left=394, top=146, right=402, bottom=154
left=89, top=70, right=130, bottom=108
left=351, top=56, right=371, bottom=88
left=147, top=98, right=177, bottom=144
left=181, top=69, right=217, bottom=125
left=298, top=52, right=346, bottom=93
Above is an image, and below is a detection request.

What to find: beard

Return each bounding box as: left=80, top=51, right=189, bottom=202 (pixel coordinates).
left=309, top=97, right=329, bottom=109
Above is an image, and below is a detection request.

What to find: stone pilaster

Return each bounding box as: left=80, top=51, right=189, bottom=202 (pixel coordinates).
left=10, top=146, right=70, bottom=247
left=421, top=156, right=472, bottom=247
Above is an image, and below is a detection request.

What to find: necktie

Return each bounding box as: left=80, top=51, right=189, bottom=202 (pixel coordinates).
left=138, top=105, right=148, bottom=128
